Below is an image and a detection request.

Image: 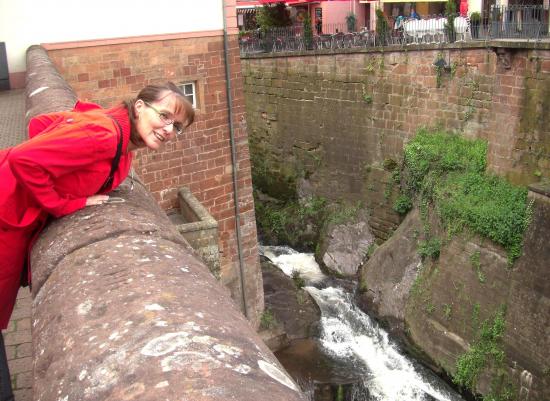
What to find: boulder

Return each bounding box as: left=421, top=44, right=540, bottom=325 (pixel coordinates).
left=260, top=259, right=321, bottom=352
left=319, top=210, right=375, bottom=277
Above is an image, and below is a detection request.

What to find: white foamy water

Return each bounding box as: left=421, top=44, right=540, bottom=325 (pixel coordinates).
left=261, top=245, right=464, bottom=401
left=260, top=245, right=325, bottom=284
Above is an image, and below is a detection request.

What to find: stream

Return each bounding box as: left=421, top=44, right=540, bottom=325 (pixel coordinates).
left=260, top=245, right=465, bottom=401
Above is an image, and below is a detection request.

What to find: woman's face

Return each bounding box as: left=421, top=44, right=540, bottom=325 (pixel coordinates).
left=134, top=91, right=183, bottom=151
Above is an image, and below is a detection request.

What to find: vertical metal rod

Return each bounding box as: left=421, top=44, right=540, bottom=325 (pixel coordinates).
left=221, top=0, right=248, bottom=318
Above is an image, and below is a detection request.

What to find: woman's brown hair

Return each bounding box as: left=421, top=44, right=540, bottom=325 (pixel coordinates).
left=125, top=82, right=195, bottom=147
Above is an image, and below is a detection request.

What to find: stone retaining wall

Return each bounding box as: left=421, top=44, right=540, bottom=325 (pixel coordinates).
left=241, top=42, right=550, bottom=240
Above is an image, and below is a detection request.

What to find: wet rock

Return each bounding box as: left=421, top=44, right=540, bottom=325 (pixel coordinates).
left=260, top=259, right=321, bottom=352
left=318, top=210, right=374, bottom=277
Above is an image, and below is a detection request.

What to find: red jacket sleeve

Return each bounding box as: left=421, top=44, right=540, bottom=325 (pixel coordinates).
left=8, top=128, right=100, bottom=218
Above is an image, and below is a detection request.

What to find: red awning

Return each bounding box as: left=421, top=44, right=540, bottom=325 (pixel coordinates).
left=287, top=0, right=322, bottom=5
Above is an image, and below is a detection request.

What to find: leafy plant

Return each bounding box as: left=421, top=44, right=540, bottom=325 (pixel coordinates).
left=443, top=303, right=452, bottom=320
left=260, top=308, right=278, bottom=330
left=444, top=0, right=457, bottom=42
left=401, top=129, right=531, bottom=263
left=454, top=307, right=507, bottom=391
left=303, top=13, right=314, bottom=50
left=346, top=12, right=357, bottom=32
left=256, top=3, right=292, bottom=31
left=418, top=237, right=441, bottom=260
left=434, top=53, right=446, bottom=88
left=470, top=250, right=486, bottom=283
left=291, top=270, right=306, bottom=289
left=393, top=194, right=412, bottom=215
left=254, top=195, right=328, bottom=251
left=435, top=172, right=530, bottom=264
left=403, top=129, right=487, bottom=194
left=470, top=11, right=481, bottom=23
left=375, top=9, right=389, bottom=45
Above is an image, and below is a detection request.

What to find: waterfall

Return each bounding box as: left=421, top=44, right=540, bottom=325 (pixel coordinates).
left=261, top=245, right=464, bottom=401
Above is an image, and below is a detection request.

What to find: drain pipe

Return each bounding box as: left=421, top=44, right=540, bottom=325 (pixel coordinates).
left=221, top=0, right=248, bottom=318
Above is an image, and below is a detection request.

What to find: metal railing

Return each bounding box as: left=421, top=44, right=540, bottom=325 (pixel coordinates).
left=239, top=6, right=550, bottom=55
left=488, top=5, right=549, bottom=39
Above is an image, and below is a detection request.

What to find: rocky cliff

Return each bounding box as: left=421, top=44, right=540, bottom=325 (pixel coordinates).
left=359, top=186, right=550, bottom=400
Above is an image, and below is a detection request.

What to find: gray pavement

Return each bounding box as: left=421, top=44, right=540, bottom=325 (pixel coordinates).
left=0, top=88, right=32, bottom=401
left=0, top=89, right=26, bottom=148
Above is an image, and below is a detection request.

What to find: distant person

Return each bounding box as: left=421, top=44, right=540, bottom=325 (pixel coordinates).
left=0, top=82, right=195, bottom=401
left=411, top=8, right=420, bottom=19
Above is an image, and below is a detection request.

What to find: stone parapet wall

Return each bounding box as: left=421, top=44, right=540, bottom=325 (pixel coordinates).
left=241, top=43, right=550, bottom=239
left=46, top=34, right=262, bottom=321
left=24, top=45, right=304, bottom=401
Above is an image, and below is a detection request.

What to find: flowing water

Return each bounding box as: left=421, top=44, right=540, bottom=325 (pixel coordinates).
left=261, top=245, right=465, bottom=401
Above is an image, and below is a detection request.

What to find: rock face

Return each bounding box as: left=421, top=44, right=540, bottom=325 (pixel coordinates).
left=358, top=190, right=550, bottom=400
left=260, top=259, right=321, bottom=352
left=360, top=208, right=422, bottom=328
left=319, top=211, right=375, bottom=277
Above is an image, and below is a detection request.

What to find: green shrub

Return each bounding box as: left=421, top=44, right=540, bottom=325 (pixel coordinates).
left=404, top=129, right=487, bottom=193
left=303, top=13, right=313, bottom=49
left=393, top=194, right=412, bottom=215
left=418, top=237, right=441, bottom=260
left=260, top=309, right=277, bottom=330
left=291, top=270, right=306, bottom=289
left=402, top=129, right=531, bottom=263
left=454, top=307, right=506, bottom=390
left=254, top=195, right=327, bottom=251
left=444, top=0, right=457, bottom=42
left=256, top=3, right=292, bottom=31
left=375, top=9, right=389, bottom=45
left=435, top=172, right=530, bottom=263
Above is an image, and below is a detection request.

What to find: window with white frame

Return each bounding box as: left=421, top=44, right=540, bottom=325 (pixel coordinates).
left=179, top=82, right=196, bottom=108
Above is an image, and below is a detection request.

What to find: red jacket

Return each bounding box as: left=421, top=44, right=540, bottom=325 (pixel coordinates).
left=0, top=101, right=133, bottom=328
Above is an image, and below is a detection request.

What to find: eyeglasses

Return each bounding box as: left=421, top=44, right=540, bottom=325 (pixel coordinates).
left=144, top=101, right=184, bottom=136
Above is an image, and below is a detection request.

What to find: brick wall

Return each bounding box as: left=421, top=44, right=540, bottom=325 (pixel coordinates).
left=241, top=45, right=550, bottom=239
left=47, top=34, right=263, bottom=322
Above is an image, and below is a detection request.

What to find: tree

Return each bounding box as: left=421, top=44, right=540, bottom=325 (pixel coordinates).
left=304, top=13, right=314, bottom=49
left=376, top=9, right=389, bottom=45
left=346, top=12, right=357, bottom=32
left=256, top=2, right=292, bottom=31
left=444, top=0, right=457, bottom=43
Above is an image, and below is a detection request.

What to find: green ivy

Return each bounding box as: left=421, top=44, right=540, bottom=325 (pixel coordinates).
left=454, top=307, right=507, bottom=392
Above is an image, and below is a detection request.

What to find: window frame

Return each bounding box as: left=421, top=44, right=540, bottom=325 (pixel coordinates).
left=178, top=82, right=197, bottom=109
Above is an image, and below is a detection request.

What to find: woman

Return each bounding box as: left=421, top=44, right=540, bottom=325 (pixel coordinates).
left=0, top=82, right=194, bottom=400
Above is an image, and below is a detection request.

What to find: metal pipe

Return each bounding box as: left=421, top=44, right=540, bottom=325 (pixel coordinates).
left=221, top=0, right=249, bottom=318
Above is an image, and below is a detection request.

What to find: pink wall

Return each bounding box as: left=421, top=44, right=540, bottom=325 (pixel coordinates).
left=316, top=1, right=367, bottom=31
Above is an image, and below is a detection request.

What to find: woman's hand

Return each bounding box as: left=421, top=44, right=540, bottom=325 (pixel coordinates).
left=85, top=195, right=109, bottom=206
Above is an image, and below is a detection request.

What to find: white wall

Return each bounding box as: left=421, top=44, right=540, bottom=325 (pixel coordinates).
left=0, top=0, right=224, bottom=73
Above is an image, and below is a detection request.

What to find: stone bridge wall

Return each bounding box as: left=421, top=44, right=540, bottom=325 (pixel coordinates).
left=25, top=46, right=305, bottom=401
left=241, top=42, right=550, bottom=240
